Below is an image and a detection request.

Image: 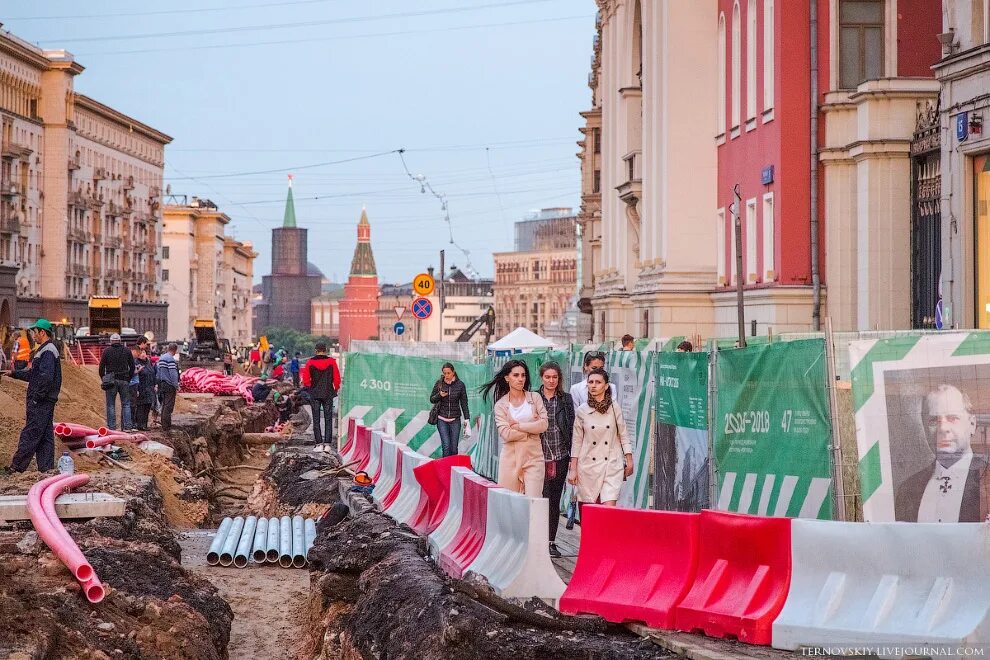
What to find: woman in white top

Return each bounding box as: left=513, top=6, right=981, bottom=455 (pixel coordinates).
left=569, top=350, right=618, bottom=408
left=483, top=359, right=548, bottom=497
left=568, top=368, right=633, bottom=506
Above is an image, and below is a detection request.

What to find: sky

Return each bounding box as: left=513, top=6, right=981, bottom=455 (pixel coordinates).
left=4, top=0, right=597, bottom=284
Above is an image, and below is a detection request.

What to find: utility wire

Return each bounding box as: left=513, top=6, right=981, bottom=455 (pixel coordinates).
left=40, top=0, right=565, bottom=44
left=486, top=147, right=511, bottom=244
left=6, top=0, right=349, bottom=21
left=165, top=150, right=398, bottom=180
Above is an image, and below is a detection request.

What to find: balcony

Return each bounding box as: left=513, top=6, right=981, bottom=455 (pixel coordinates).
left=105, top=236, right=122, bottom=248
left=69, top=190, right=86, bottom=207
left=616, top=149, right=642, bottom=206
left=123, top=176, right=135, bottom=191
left=0, top=216, right=21, bottom=234
left=69, top=264, right=88, bottom=277
left=106, top=201, right=122, bottom=217
left=67, top=156, right=81, bottom=171
left=1, top=141, right=32, bottom=161
left=67, top=227, right=88, bottom=243
left=93, top=167, right=108, bottom=181
left=0, top=182, right=22, bottom=198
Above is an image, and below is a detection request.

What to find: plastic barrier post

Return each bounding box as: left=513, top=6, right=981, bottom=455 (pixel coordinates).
left=674, top=510, right=791, bottom=645
left=438, top=475, right=498, bottom=579
left=428, top=466, right=474, bottom=559
left=340, top=417, right=358, bottom=460
left=772, top=520, right=990, bottom=656
left=354, top=425, right=373, bottom=471
left=365, top=431, right=385, bottom=481
left=371, top=438, right=403, bottom=510
left=384, top=446, right=430, bottom=525
left=464, top=488, right=567, bottom=601
left=559, top=507, right=700, bottom=628
left=410, top=455, right=473, bottom=535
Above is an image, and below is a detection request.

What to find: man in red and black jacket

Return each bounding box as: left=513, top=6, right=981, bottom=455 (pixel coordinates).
left=301, top=342, right=341, bottom=446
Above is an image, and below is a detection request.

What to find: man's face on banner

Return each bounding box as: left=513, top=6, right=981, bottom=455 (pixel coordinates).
left=924, top=385, right=976, bottom=458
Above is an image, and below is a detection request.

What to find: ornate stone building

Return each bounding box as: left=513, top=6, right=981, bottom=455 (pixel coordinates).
left=338, top=208, right=380, bottom=350
left=1, top=28, right=171, bottom=335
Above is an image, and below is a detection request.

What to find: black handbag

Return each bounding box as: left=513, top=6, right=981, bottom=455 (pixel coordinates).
left=100, top=372, right=115, bottom=391
left=428, top=404, right=439, bottom=426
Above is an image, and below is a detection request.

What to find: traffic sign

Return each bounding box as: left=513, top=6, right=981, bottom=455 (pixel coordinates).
left=411, top=297, right=433, bottom=320
left=412, top=272, right=435, bottom=297
left=394, top=306, right=406, bottom=320
left=393, top=321, right=406, bottom=336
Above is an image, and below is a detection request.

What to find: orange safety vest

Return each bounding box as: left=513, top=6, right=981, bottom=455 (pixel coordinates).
left=15, top=336, right=30, bottom=362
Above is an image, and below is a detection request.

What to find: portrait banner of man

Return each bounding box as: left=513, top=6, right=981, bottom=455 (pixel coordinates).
left=850, top=333, right=990, bottom=522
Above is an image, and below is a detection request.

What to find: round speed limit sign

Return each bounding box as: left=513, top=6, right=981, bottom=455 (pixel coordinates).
left=412, top=272, right=435, bottom=297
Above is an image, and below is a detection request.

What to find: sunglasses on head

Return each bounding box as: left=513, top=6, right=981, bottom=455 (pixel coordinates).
left=586, top=351, right=606, bottom=360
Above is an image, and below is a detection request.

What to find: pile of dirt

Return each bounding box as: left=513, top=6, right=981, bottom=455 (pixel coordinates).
left=306, top=506, right=671, bottom=660
left=246, top=449, right=342, bottom=519
left=0, top=475, right=232, bottom=659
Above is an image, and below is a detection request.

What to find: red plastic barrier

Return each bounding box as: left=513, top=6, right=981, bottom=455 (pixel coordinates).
left=353, top=425, right=373, bottom=471
left=559, top=507, right=700, bottom=628
left=410, top=454, right=473, bottom=535
left=438, top=475, right=498, bottom=579
left=673, top=510, right=792, bottom=645
left=379, top=448, right=404, bottom=510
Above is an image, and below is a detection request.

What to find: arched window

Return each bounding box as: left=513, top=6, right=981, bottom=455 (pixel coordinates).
left=747, top=0, right=757, bottom=122
left=763, top=0, right=774, bottom=113
left=717, top=13, right=726, bottom=136
left=731, top=1, right=741, bottom=131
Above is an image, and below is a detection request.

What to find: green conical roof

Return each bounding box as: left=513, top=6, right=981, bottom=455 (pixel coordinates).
left=282, top=177, right=297, bottom=228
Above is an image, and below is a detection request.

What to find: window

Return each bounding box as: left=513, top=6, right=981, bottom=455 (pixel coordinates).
left=763, top=0, right=774, bottom=114
left=593, top=127, right=601, bottom=154
left=746, top=198, right=757, bottom=281
left=731, top=2, right=741, bottom=130
left=162, top=246, right=169, bottom=259
left=762, top=193, right=775, bottom=281
left=717, top=13, right=726, bottom=136
left=716, top=208, right=727, bottom=284
left=746, top=0, right=757, bottom=122
left=839, top=0, right=884, bottom=89
left=593, top=169, right=601, bottom=193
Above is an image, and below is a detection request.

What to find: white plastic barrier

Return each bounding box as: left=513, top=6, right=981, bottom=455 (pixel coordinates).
left=773, top=520, right=990, bottom=658
left=364, top=430, right=385, bottom=479
left=428, top=466, right=474, bottom=559
left=339, top=421, right=359, bottom=463
left=464, top=488, right=566, bottom=601
left=371, top=438, right=401, bottom=508
left=384, top=446, right=429, bottom=525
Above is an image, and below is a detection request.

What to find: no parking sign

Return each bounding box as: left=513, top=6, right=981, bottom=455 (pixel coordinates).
left=411, top=297, right=433, bottom=320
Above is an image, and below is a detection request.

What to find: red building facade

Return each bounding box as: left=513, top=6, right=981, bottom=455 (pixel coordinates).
left=338, top=208, right=379, bottom=350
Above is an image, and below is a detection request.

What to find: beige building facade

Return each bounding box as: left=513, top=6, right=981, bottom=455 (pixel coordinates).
left=162, top=198, right=256, bottom=345
left=0, top=28, right=171, bottom=335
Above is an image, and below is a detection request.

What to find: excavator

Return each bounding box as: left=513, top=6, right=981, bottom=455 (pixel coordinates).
left=455, top=307, right=495, bottom=345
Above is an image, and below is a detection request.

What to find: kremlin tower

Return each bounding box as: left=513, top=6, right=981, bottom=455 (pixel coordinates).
left=338, top=208, right=379, bottom=350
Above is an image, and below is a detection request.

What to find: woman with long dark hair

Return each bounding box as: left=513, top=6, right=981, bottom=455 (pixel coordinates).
left=568, top=367, right=632, bottom=506
left=482, top=359, right=548, bottom=496
left=429, top=362, right=470, bottom=457
left=537, top=361, right=574, bottom=557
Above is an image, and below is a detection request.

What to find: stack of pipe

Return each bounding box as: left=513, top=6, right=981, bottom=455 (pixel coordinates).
left=26, top=474, right=106, bottom=603
left=54, top=422, right=147, bottom=451
left=179, top=368, right=259, bottom=403
left=206, top=515, right=319, bottom=569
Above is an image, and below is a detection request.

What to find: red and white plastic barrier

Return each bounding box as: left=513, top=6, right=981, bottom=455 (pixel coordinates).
left=180, top=368, right=259, bottom=403
left=410, top=455, right=473, bottom=535
left=560, top=507, right=700, bottom=627
left=464, top=488, right=567, bottom=600
left=383, top=446, right=430, bottom=525
left=437, top=473, right=498, bottom=580
left=428, top=466, right=475, bottom=559
left=772, top=520, right=990, bottom=656
left=371, top=438, right=403, bottom=510
left=340, top=418, right=359, bottom=462
left=365, top=430, right=386, bottom=481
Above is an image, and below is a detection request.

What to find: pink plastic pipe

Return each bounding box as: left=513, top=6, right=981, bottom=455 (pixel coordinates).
left=58, top=423, right=102, bottom=438
left=40, top=475, right=106, bottom=604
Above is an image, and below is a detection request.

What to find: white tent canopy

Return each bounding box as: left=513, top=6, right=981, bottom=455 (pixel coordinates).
left=487, top=326, right=555, bottom=351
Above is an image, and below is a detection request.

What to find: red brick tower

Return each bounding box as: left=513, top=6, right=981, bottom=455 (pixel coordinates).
left=338, top=207, right=379, bottom=350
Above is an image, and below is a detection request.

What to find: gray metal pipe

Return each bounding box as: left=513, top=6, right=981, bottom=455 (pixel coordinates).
left=234, top=516, right=257, bottom=568
left=206, top=517, right=233, bottom=566
left=218, top=516, right=244, bottom=567
left=252, top=517, right=269, bottom=563
left=304, top=518, right=317, bottom=557
left=266, top=516, right=280, bottom=563
left=291, top=515, right=306, bottom=568
left=278, top=515, right=293, bottom=568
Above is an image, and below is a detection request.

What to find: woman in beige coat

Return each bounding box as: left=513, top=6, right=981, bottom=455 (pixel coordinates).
left=483, top=359, right=548, bottom=497
left=568, top=368, right=633, bottom=505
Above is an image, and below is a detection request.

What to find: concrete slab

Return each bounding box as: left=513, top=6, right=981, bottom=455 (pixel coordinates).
left=0, top=492, right=127, bottom=522
left=137, top=440, right=174, bottom=459
left=178, top=392, right=215, bottom=400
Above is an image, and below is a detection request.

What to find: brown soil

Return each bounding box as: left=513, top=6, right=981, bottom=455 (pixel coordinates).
left=246, top=449, right=342, bottom=519
left=306, top=504, right=671, bottom=660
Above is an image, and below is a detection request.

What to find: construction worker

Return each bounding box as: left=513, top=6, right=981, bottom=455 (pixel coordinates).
left=13, top=328, right=31, bottom=370
left=1, top=319, right=62, bottom=474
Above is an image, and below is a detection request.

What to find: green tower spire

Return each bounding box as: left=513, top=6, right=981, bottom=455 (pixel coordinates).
left=282, top=174, right=297, bottom=228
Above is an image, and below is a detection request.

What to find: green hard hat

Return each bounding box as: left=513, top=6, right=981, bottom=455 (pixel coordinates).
left=31, top=319, right=53, bottom=332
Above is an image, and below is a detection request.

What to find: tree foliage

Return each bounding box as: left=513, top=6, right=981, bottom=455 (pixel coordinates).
left=259, top=326, right=335, bottom=356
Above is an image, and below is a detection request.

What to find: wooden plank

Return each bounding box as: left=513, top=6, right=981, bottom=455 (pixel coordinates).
left=626, top=624, right=796, bottom=660
left=178, top=392, right=214, bottom=400
left=0, top=492, right=127, bottom=522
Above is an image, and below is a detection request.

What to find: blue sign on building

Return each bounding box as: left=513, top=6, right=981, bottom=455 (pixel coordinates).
left=761, top=165, right=775, bottom=185
left=956, top=112, right=969, bottom=142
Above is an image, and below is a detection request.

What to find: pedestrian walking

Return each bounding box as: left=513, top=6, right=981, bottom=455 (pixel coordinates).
left=13, top=328, right=31, bottom=370
left=301, top=343, right=341, bottom=447
left=568, top=368, right=633, bottom=508
left=99, top=333, right=135, bottom=431
left=132, top=344, right=156, bottom=431
left=2, top=319, right=62, bottom=474
left=429, top=362, right=470, bottom=457
left=155, top=343, right=180, bottom=432
left=537, top=361, right=574, bottom=558
left=483, top=359, right=547, bottom=497
left=569, top=350, right=618, bottom=408
left=290, top=352, right=301, bottom=388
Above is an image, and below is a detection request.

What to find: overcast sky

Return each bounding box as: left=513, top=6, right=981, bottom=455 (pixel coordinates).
left=5, top=0, right=595, bottom=283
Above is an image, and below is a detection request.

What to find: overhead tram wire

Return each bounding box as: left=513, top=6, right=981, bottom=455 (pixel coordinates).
left=486, top=147, right=511, bottom=243
left=165, top=150, right=398, bottom=181
left=6, top=0, right=351, bottom=21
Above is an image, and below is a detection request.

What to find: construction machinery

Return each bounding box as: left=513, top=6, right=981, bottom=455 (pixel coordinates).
left=68, top=297, right=141, bottom=365
left=184, top=319, right=232, bottom=372
left=455, top=306, right=495, bottom=344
